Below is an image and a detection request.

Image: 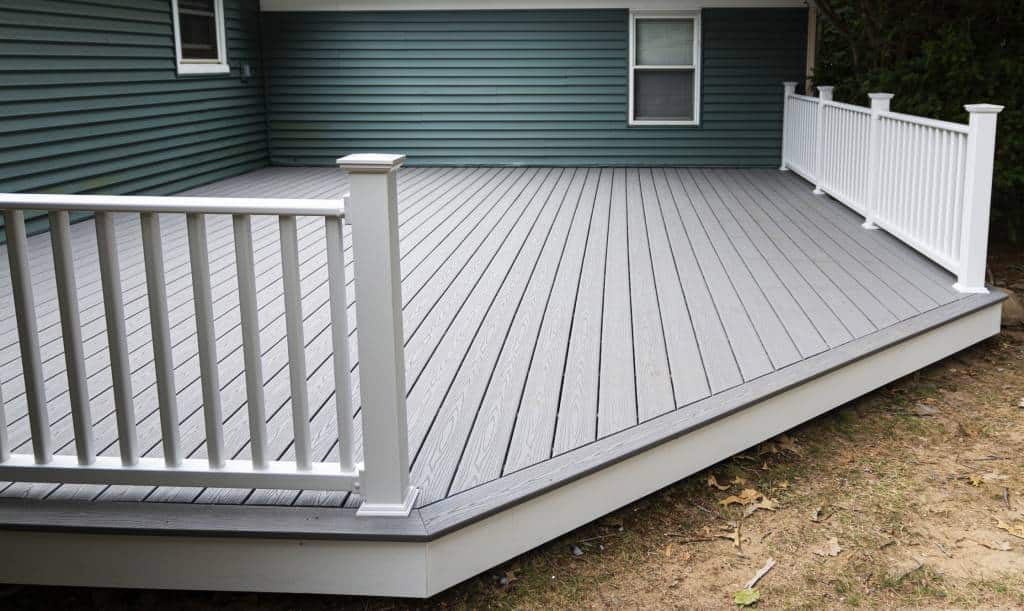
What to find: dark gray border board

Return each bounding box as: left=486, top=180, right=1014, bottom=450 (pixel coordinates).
left=0, top=291, right=1005, bottom=541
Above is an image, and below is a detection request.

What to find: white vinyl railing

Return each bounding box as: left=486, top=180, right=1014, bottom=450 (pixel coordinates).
left=780, top=81, right=1003, bottom=293
left=0, top=153, right=418, bottom=517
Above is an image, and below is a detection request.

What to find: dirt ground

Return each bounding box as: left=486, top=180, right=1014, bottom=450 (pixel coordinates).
left=4, top=245, right=1024, bottom=610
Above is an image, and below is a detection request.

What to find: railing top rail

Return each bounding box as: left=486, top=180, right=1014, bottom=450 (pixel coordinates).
left=0, top=192, right=347, bottom=217
left=822, top=99, right=871, bottom=114
left=879, top=110, right=968, bottom=134
left=789, top=93, right=818, bottom=103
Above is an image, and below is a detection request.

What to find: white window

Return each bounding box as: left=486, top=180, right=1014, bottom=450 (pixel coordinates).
left=171, top=0, right=229, bottom=75
left=628, top=10, right=701, bottom=126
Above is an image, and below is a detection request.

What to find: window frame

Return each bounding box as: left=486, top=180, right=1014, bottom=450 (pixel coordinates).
left=171, top=0, right=230, bottom=76
left=628, top=9, right=701, bottom=127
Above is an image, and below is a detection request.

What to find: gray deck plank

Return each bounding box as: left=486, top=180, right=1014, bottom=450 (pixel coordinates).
left=741, top=173, right=924, bottom=323
left=729, top=173, right=901, bottom=331
left=648, top=170, right=742, bottom=394
left=595, top=168, right=637, bottom=438
left=499, top=168, right=597, bottom=472
left=627, top=169, right=676, bottom=422
left=750, top=172, right=941, bottom=315
left=410, top=168, right=576, bottom=503
left=679, top=168, right=806, bottom=369
left=639, top=169, right=711, bottom=408
left=552, top=168, right=612, bottom=452
left=700, top=169, right=854, bottom=349
left=444, top=169, right=570, bottom=493
left=664, top=168, right=773, bottom=382
left=692, top=169, right=828, bottom=358
left=708, top=171, right=877, bottom=340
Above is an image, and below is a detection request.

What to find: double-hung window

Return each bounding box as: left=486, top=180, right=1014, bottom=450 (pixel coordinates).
left=629, top=11, right=701, bottom=126
left=172, top=0, right=229, bottom=75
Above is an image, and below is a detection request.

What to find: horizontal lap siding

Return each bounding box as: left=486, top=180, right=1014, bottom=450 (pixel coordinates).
left=0, top=0, right=269, bottom=235
left=263, top=8, right=806, bottom=166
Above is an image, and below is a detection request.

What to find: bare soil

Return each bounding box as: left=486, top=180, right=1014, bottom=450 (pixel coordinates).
left=4, top=247, right=1024, bottom=610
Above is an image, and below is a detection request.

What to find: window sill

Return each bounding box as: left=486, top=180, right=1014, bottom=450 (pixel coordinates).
left=629, top=119, right=700, bottom=127
left=177, top=63, right=231, bottom=76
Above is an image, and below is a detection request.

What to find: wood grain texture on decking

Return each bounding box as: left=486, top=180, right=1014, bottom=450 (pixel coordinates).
left=0, top=167, right=969, bottom=508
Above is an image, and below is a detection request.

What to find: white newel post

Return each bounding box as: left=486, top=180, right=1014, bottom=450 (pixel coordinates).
left=812, top=85, right=833, bottom=194
left=779, top=81, right=798, bottom=171
left=337, top=153, right=419, bottom=517
left=862, top=92, right=894, bottom=230
left=953, top=104, right=1004, bottom=294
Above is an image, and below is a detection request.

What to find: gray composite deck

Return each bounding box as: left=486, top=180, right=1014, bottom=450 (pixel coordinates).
left=0, top=166, right=981, bottom=513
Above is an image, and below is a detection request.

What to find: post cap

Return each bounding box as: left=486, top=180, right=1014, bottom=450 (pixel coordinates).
left=867, top=92, right=894, bottom=100
left=964, top=103, right=1004, bottom=114
left=783, top=81, right=798, bottom=87
left=337, top=153, right=406, bottom=173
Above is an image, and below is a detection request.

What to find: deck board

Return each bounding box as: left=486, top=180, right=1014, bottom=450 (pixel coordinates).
left=0, top=166, right=971, bottom=508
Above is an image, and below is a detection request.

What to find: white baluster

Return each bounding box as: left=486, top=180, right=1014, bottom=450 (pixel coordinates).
left=96, top=211, right=138, bottom=466
left=50, top=210, right=94, bottom=464
left=233, top=214, right=268, bottom=470
left=279, top=214, right=312, bottom=471
left=187, top=212, right=224, bottom=468
left=325, top=214, right=355, bottom=472
left=141, top=212, right=181, bottom=467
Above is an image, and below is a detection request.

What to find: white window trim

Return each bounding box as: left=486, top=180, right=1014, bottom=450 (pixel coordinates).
left=171, top=0, right=230, bottom=76
left=628, top=9, right=701, bottom=127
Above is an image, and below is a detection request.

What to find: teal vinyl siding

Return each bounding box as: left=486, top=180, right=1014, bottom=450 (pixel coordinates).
left=262, top=8, right=807, bottom=166
left=0, top=0, right=269, bottom=235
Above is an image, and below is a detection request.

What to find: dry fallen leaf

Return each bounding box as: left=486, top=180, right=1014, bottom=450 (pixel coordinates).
left=969, top=474, right=984, bottom=487
left=732, top=476, right=748, bottom=486
left=813, top=536, right=842, bottom=557
left=995, top=518, right=1024, bottom=540
left=777, top=480, right=789, bottom=489
left=977, top=540, right=1012, bottom=552
left=707, top=474, right=730, bottom=491
left=720, top=489, right=762, bottom=507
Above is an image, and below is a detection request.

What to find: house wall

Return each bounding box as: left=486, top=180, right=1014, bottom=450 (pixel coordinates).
left=262, top=8, right=807, bottom=166
left=0, top=0, right=270, bottom=234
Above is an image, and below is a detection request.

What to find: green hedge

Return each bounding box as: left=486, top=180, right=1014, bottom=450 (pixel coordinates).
left=813, top=0, right=1022, bottom=241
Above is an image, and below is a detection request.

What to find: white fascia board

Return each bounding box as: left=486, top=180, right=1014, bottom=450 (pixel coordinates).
left=261, top=0, right=808, bottom=11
